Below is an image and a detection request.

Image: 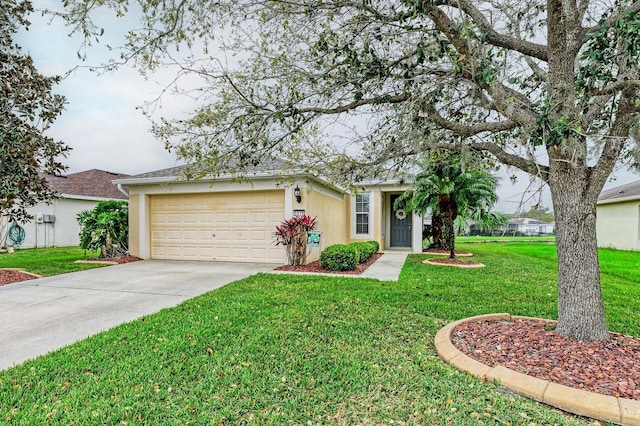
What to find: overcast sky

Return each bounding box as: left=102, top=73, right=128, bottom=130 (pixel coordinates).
left=16, top=3, right=184, bottom=176
left=15, top=4, right=639, bottom=213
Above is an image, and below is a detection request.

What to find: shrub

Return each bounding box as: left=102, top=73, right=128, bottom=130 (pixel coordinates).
left=349, top=240, right=378, bottom=263
left=320, top=244, right=359, bottom=271
left=274, top=215, right=317, bottom=266
left=368, top=240, right=380, bottom=254
left=77, top=200, right=129, bottom=258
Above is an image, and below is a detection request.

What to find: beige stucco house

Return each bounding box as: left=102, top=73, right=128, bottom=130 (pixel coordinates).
left=114, top=164, right=423, bottom=264
left=596, top=179, right=640, bottom=251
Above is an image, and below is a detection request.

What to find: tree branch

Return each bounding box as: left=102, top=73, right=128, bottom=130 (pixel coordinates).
left=581, top=1, right=640, bottom=39
left=465, top=142, right=550, bottom=181
left=582, top=74, right=640, bottom=130
left=439, top=0, right=548, bottom=61
left=295, top=93, right=411, bottom=115
left=424, top=3, right=538, bottom=126
left=588, top=87, right=640, bottom=198
left=420, top=101, right=517, bottom=136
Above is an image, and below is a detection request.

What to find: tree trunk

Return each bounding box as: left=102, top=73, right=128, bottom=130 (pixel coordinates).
left=442, top=213, right=455, bottom=259
left=439, top=194, right=457, bottom=258
left=549, top=169, right=609, bottom=341
left=430, top=215, right=444, bottom=249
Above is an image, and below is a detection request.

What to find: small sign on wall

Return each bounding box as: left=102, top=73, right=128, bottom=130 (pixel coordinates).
left=293, top=209, right=306, bottom=217
left=307, top=231, right=321, bottom=248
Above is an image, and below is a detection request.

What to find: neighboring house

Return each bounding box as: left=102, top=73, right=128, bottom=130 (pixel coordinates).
left=500, top=217, right=555, bottom=236
left=14, top=169, right=130, bottom=248
left=597, top=179, right=640, bottom=251
left=113, top=163, right=423, bottom=264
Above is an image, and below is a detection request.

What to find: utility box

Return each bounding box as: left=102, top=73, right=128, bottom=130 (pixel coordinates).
left=42, top=214, right=56, bottom=223
left=36, top=214, right=56, bottom=223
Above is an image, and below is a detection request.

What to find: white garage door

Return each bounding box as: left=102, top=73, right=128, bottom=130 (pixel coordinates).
left=149, top=191, right=285, bottom=263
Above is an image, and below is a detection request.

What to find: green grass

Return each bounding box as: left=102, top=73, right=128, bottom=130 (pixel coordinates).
left=0, top=247, right=105, bottom=276
left=1, top=243, right=638, bottom=424
left=456, top=235, right=556, bottom=243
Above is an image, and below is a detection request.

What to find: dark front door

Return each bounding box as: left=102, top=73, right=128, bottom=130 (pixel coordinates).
left=390, top=194, right=412, bottom=248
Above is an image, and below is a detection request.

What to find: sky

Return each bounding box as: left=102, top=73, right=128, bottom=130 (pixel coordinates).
left=15, top=4, right=640, bottom=214
left=16, top=3, right=184, bottom=176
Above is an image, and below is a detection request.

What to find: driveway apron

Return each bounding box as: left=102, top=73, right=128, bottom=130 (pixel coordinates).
left=0, top=260, right=274, bottom=371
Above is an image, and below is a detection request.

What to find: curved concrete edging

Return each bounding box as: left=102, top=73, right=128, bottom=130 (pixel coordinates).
left=422, top=251, right=474, bottom=257
left=434, top=313, right=640, bottom=425
left=75, top=260, right=119, bottom=265
left=422, top=259, right=485, bottom=268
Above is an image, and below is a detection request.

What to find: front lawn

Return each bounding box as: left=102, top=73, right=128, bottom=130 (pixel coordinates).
left=0, top=243, right=637, bottom=424
left=456, top=235, right=556, bottom=243
left=0, top=247, right=104, bottom=276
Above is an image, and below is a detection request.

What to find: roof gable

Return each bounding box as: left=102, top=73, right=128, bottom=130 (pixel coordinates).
left=47, top=169, right=130, bottom=200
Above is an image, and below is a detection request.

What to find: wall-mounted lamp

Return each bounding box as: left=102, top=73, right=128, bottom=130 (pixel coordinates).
left=294, top=185, right=302, bottom=203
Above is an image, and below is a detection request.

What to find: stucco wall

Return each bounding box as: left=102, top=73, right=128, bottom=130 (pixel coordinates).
left=128, top=194, right=141, bottom=257
left=16, top=198, right=101, bottom=248
left=346, top=190, right=385, bottom=248
left=596, top=200, right=640, bottom=251
left=303, top=184, right=348, bottom=262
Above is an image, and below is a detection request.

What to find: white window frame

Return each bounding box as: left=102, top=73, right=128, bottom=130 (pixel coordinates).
left=352, top=192, right=373, bottom=239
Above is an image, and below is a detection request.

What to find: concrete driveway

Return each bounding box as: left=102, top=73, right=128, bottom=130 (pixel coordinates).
left=0, top=260, right=274, bottom=371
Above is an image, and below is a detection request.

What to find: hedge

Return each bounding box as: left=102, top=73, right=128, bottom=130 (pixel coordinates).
left=349, top=241, right=378, bottom=263
left=320, top=244, right=359, bottom=271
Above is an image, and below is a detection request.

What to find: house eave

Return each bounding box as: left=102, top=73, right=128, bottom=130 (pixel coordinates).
left=113, top=170, right=349, bottom=194
left=113, top=171, right=288, bottom=185
left=597, top=195, right=640, bottom=205
left=58, top=194, right=127, bottom=202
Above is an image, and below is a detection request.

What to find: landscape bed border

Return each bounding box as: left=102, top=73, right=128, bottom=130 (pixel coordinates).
left=435, top=313, right=640, bottom=425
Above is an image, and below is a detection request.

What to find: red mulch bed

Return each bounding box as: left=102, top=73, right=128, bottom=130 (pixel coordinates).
left=274, top=253, right=383, bottom=275
left=452, top=318, right=640, bottom=400
left=0, top=270, right=38, bottom=286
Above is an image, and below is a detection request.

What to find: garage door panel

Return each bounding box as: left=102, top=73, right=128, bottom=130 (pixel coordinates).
left=150, top=190, right=285, bottom=263
left=250, top=230, right=267, bottom=240
left=166, top=230, right=185, bottom=240
left=269, top=211, right=285, bottom=221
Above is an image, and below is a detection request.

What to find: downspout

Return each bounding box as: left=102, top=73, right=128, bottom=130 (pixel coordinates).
left=117, top=184, right=129, bottom=198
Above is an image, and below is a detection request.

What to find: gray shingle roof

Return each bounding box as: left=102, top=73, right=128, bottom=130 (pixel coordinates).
left=598, top=180, right=640, bottom=203
left=131, top=165, right=189, bottom=179
left=130, top=158, right=289, bottom=179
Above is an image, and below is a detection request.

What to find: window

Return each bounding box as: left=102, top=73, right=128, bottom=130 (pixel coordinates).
left=355, top=193, right=370, bottom=235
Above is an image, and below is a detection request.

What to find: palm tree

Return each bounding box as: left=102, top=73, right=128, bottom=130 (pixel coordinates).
left=398, top=152, right=505, bottom=258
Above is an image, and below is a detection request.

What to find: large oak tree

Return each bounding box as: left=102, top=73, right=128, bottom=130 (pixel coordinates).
left=1, top=0, right=69, bottom=224
left=57, top=0, right=640, bottom=340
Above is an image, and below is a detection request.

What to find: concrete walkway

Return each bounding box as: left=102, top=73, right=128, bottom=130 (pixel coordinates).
left=0, top=260, right=273, bottom=370
left=359, top=251, right=407, bottom=281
